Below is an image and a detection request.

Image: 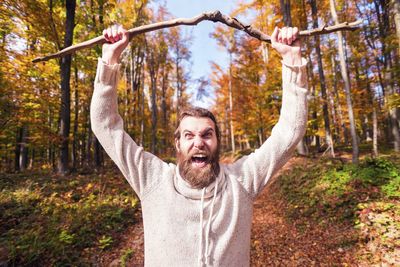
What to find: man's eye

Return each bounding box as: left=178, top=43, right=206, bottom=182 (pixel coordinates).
left=203, top=132, right=212, bottom=138
left=185, top=134, right=193, bottom=139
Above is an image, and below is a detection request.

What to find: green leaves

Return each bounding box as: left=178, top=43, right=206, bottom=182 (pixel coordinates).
left=278, top=154, right=400, bottom=265
left=0, top=170, right=138, bottom=265
left=98, top=235, right=113, bottom=250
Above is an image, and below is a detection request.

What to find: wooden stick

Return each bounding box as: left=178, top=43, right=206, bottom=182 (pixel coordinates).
left=32, top=10, right=362, bottom=63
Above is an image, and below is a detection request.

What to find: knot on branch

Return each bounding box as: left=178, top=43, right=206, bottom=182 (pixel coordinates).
left=319, top=23, right=327, bottom=32
left=207, top=10, right=223, bottom=23
left=233, top=18, right=251, bottom=30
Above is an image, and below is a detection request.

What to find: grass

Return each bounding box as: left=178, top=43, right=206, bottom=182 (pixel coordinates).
left=0, top=168, right=138, bottom=266
left=278, top=152, right=400, bottom=265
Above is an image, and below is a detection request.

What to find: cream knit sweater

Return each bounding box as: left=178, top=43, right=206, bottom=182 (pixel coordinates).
left=90, top=58, right=308, bottom=267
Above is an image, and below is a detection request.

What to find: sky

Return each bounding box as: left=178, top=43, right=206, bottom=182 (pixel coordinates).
left=151, top=0, right=239, bottom=107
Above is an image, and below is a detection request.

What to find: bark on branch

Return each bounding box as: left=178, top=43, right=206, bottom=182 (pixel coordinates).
left=32, top=10, right=362, bottom=63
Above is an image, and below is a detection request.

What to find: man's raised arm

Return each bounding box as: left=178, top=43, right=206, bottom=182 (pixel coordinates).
left=90, top=25, right=170, bottom=199
left=227, top=26, right=308, bottom=197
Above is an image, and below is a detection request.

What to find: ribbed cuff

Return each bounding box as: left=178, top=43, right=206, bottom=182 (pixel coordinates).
left=95, top=58, right=121, bottom=85
left=281, top=57, right=308, bottom=87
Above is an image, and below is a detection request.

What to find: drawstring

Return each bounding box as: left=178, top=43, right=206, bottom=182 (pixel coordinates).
left=205, top=177, right=218, bottom=265
left=198, top=188, right=205, bottom=266
left=198, top=178, right=219, bottom=266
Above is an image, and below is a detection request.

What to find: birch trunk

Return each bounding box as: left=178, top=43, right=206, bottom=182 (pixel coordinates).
left=330, top=0, right=359, bottom=163
left=228, top=52, right=235, bottom=153
left=310, top=0, right=335, bottom=157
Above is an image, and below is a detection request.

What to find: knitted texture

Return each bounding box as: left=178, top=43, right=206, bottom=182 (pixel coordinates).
left=90, top=58, right=308, bottom=267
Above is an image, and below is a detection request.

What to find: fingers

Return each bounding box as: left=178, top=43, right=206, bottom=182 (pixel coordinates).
left=103, top=24, right=126, bottom=43
left=273, top=26, right=299, bottom=45
left=292, top=27, right=299, bottom=43
left=281, top=27, right=288, bottom=44
left=271, top=26, right=279, bottom=43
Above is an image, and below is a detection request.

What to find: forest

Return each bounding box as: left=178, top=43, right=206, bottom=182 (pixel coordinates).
left=0, top=0, right=399, bottom=266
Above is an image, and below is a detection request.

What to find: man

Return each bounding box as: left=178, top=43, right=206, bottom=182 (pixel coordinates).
left=91, top=24, right=308, bottom=266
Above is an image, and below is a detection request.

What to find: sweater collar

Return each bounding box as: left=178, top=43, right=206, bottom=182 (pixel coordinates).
left=174, top=165, right=226, bottom=200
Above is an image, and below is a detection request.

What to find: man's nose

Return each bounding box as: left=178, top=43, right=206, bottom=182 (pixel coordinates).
left=193, top=136, right=204, bottom=148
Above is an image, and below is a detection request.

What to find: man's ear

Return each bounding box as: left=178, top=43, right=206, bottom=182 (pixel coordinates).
left=175, top=138, right=181, bottom=153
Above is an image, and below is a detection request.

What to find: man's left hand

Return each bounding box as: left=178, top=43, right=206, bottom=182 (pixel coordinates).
left=271, top=26, right=302, bottom=65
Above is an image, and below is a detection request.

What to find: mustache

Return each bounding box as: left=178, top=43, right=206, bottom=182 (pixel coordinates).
left=184, top=148, right=214, bottom=163
left=188, top=148, right=210, bottom=157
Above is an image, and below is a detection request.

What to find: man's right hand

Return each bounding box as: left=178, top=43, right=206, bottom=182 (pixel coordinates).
left=102, top=25, right=129, bottom=65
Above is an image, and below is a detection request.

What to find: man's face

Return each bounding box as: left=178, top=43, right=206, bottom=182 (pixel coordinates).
left=175, top=116, right=220, bottom=189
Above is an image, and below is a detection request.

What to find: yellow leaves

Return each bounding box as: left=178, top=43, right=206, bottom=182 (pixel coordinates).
left=386, top=93, right=400, bottom=109
left=85, top=183, right=94, bottom=191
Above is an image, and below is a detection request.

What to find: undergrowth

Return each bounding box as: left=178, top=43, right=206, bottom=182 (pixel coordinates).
left=278, top=154, right=400, bottom=265
left=0, top=169, right=138, bottom=266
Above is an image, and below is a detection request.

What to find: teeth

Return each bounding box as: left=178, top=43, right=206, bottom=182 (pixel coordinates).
left=193, top=154, right=206, bottom=158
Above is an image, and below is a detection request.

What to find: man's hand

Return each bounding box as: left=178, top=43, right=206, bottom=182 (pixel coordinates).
left=102, top=25, right=129, bottom=65
left=271, top=26, right=302, bottom=66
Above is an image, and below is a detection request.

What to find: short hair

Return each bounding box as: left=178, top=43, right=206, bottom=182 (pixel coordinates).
left=174, top=106, right=221, bottom=143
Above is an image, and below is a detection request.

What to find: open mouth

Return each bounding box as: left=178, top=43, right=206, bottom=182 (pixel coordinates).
left=191, top=154, right=208, bottom=168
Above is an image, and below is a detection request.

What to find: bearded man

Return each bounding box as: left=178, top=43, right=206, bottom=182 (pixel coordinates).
left=91, top=24, right=308, bottom=266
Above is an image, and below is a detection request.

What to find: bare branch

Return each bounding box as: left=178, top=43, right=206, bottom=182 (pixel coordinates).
left=32, top=10, right=362, bottom=63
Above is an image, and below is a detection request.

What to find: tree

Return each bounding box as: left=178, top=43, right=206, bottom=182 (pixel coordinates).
left=58, top=0, right=76, bottom=174
left=310, top=0, right=335, bottom=157
left=329, top=0, right=359, bottom=163
left=168, top=26, right=191, bottom=124
left=212, top=26, right=238, bottom=153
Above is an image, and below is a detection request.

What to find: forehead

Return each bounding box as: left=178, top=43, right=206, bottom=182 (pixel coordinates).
left=179, top=116, right=216, bottom=133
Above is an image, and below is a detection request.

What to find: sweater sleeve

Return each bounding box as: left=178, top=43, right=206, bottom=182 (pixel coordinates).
left=225, top=58, right=308, bottom=198
left=90, top=58, right=170, bottom=199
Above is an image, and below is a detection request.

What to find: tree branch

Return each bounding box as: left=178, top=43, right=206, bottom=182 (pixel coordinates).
left=32, top=10, right=362, bottom=63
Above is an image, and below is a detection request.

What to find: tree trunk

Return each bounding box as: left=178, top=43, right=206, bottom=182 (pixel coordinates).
left=228, top=53, right=235, bottom=153
left=19, top=125, right=29, bottom=171
left=310, top=0, right=335, bottom=156
left=326, top=82, right=339, bottom=142
left=14, top=127, right=22, bottom=172
left=140, top=68, right=145, bottom=146
left=72, top=63, right=79, bottom=171
left=130, top=43, right=145, bottom=141
left=281, top=0, right=308, bottom=155
left=58, top=0, right=76, bottom=174
left=392, top=0, right=400, bottom=106
left=280, top=0, right=292, bottom=26
left=386, top=54, right=400, bottom=151
left=147, top=47, right=158, bottom=154
left=224, top=106, right=230, bottom=150
left=14, top=126, right=28, bottom=172
left=374, top=0, right=400, bottom=151
left=393, top=0, right=400, bottom=54
left=363, top=65, right=379, bottom=156
left=161, top=68, right=168, bottom=155
left=307, top=54, right=321, bottom=151
left=296, top=138, right=309, bottom=156
left=175, top=46, right=182, bottom=126
left=86, top=117, right=92, bottom=169
left=330, top=0, right=359, bottom=163
left=93, top=136, right=102, bottom=170
left=29, top=148, right=34, bottom=169
left=330, top=54, right=345, bottom=142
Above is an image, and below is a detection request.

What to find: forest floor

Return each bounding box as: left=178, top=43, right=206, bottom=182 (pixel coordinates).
left=1, top=151, right=399, bottom=266
left=99, top=152, right=399, bottom=266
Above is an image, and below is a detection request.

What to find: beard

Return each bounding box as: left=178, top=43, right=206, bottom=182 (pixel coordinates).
left=177, top=146, right=220, bottom=189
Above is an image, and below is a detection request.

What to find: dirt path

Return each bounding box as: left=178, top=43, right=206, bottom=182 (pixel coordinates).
left=100, top=157, right=357, bottom=266
left=250, top=157, right=357, bottom=266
